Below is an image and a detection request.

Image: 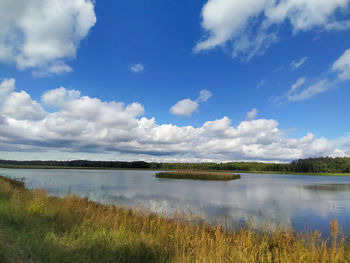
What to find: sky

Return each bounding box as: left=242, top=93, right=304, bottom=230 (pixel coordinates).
left=0, top=0, right=350, bottom=163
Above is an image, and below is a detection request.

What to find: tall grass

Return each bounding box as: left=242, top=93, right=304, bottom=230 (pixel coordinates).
left=0, top=176, right=349, bottom=263
left=155, top=171, right=241, bottom=181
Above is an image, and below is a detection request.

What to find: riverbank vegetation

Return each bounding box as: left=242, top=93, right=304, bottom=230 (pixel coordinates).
left=0, top=175, right=349, bottom=263
left=1, top=157, right=350, bottom=174
left=155, top=171, right=240, bottom=181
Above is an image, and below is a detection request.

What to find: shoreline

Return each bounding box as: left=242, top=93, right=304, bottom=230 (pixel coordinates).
left=1, top=165, right=350, bottom=176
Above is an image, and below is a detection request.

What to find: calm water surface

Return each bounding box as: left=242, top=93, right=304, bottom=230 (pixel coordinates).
left=1, top=168, right=350, bottom=235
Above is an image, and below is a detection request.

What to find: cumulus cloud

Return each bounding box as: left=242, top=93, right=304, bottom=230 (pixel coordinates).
left=332, top=133, right=350, bottom=156
left=0, top=78, right=15, bottom=104
left=170, top=99, right=198, bottom=116
left=42, top=87, right=81, bottom=108
left=195, top=0, right=350, bottom=59
left=2, top=91, right=46, bottom=121
left=0, top=0, right=96, bottom=76
left=332, top=49, right=350, bottom=80
left=290, top=57, right=308, bottom=70
left=0, top=79, right=46, bottom=121
left=246, top=108, right=258, bottom=120
left=170, top=89, right=212, bottom=116
left=0, top=79, right=347, bottom=162
left=130, top=63, right=144, bottom=73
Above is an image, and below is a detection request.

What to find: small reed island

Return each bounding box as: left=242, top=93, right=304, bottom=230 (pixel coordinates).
left=155, top=171, right=241, bottom=181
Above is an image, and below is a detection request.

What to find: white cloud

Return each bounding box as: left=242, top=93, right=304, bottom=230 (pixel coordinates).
left=0, top=79, right=347, bottom=162
left=272, top=77, right=317, bottom=104
left=42, top=87, right=81, bottom=108
left=332, top=133, right=350, bottom=156
left=130, top=63, right=144, bottom=73
left=274, top=47, right=350, bottom=103
left=246, top=108, right=258, bottom=120
left=197, top=89, right=212, bottom=102
left=287, top=77, right=306, bottom=94
left=290, top=57, right=308, bottom=70
left=0, top=0, right=96, bottom=75
left=332, top=49, right=350, bottom=80
left=33, top=62, right=73, bottom=78
left=170, top=89, right=212, bottom=116
left=325, top=20, right=350, bottom=30
left=287, top=79, right=329, bottom=102
left=0, top=78, right=15, bottom=104
left=194, top=0, right=267, bottom=53
left=170, top=99, right=198, bottom=116
left=2, top=90, right=46, bottom=121
left=195, top=0, right=350, bottom=59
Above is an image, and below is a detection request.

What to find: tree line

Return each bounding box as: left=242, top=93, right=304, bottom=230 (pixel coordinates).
left=1, top=157, right=350, bottom=173
left=0, top=157, right=350, bottom=173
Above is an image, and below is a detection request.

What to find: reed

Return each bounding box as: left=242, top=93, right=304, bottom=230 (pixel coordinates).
left=155, top=171, right=241, bottom=181
left=0, top=175, right=349, bottom=263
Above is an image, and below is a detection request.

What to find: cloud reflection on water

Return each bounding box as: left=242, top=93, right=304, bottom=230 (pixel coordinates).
left=1, top=169, right=350, bottom=235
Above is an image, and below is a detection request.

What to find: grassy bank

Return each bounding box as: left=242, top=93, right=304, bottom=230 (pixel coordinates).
left=156, top=171, right=241, bottom=181
left=0, top=176, right=349, bottom=262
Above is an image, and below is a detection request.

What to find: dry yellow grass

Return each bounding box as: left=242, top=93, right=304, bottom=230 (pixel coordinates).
left=0, top=176, right=349, bottom=263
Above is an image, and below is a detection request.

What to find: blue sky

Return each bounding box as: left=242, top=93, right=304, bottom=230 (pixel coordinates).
left=0, top=0, right=350, bottom=162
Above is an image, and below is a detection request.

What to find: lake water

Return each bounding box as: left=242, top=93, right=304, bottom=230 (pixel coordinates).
left=1, top=168, right=350, bottom=235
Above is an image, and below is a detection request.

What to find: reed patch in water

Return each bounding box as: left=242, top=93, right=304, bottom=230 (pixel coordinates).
left=155, top=171, right=241, bottom=181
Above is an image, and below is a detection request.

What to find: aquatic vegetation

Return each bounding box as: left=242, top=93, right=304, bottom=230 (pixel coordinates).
left=0, top=175, right=349, bottom=263
left=155, top=171, right=241, bottom=181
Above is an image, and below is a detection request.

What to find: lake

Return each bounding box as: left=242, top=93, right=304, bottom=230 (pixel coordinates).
left=1, top=168, right=350, bottom=236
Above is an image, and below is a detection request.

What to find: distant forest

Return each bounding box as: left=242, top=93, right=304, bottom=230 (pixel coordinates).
left=1, top=157, right=350, bottom=173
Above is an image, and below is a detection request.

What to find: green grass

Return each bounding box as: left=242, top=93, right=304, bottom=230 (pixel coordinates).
left=155, top=171, right=241, bottom=181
